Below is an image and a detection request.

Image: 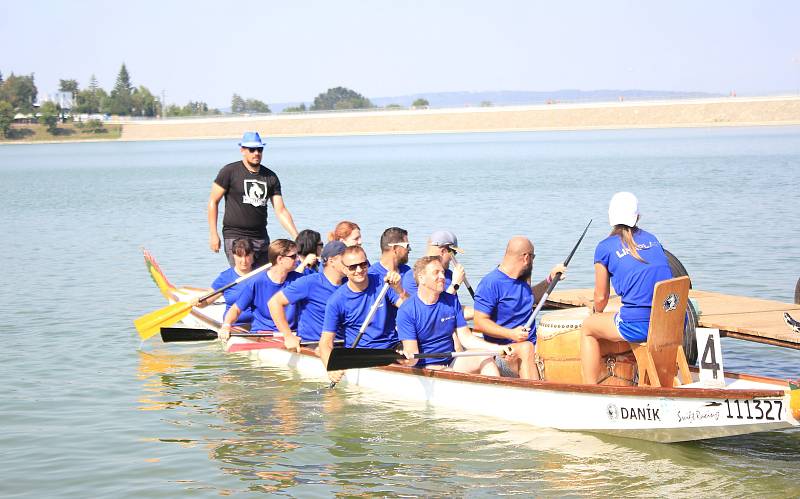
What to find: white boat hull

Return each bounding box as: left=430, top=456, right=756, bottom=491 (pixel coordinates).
left=144, top=255, right=800, bottom=444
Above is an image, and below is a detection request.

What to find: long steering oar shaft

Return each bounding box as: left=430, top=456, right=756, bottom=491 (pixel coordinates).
left=524, top=219, right=592, bottom=330
left=134, top=263, right=272, bottom=341
left=327, top=347, right=500, bottom=371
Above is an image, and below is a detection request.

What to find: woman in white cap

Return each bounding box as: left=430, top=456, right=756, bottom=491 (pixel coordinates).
left=580, top=192, right=673, bottom=384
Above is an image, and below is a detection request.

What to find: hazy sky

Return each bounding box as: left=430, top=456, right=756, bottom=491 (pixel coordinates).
left=1, top=0, right=798, bottom=107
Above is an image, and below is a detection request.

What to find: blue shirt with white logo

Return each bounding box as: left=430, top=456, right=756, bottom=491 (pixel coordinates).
left=282, top=272, right=342, bottom=342
left=211, top=267, right=254, bottom=326
left=322, top=274, right=401, bottom=349
left=235, top=271, right=302, bottom=332
left=594, top=228, right=672, bottom=322
left=396, top=293, right=467, bottom=366
left=473, top=268, right=537, bottom=344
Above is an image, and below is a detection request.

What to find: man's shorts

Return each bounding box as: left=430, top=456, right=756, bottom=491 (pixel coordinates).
left=614, top=313, right=649, bottom=343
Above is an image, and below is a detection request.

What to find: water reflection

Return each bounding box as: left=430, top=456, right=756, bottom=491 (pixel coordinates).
left=136, top=347, right=800, bottom=496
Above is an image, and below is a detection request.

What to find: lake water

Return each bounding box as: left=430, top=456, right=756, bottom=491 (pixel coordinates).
left=1, top=127, right=799, bottom=497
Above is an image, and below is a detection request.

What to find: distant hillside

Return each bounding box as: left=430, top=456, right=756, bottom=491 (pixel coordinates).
left=268, top=89, right=722, bottom=113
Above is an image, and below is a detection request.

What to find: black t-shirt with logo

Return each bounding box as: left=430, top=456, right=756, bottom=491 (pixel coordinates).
left=214, top=161, right=282, bottom=239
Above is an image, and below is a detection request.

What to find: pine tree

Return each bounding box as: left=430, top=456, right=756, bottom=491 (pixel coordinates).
left=108, top=63, right=133, bottom=115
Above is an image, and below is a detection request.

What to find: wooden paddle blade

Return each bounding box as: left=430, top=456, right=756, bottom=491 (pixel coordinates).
left=326, top=347, right=402, bottom=371
left=134, top=301, right=192, bottom=340
left=160, top=327, right=219, bottom=342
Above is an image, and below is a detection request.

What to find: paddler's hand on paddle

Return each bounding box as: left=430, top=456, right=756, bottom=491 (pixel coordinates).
left=219, top=323, right=231, bottom=341
left=397, top=349, right=419, bottom=367
left=385, top=271, right=404, bottom=294
left=301, top=253, right=317, bottom=268
left=451, top=263, right=465, bottom=286
left=210, top=232, right=221, bottom=253
left=548, top=263, right=568, bottom=282
left=509, top=326, right=530, bottom=342
left=283, top=333, right=302, bottom=353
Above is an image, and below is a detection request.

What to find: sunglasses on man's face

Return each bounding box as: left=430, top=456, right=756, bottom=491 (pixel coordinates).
left=344, top=261, right=369, bottom=272
left=388, top=242, right=410, bottom=251
left=282, top=253, right=298, bottom=260
left=247, top=147, right=264, bottom=153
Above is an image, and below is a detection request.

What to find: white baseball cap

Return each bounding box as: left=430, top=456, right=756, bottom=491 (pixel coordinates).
left=608, top=192, right=639, bottom=227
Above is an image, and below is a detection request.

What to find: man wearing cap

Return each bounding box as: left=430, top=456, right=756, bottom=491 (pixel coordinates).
left=401, top=230, right=467, bottom=297
left=208, top=131, right=299, bottom=267
left=269, top=241, right=348, bottom=352
left=472, top=236, right=567, bottom=379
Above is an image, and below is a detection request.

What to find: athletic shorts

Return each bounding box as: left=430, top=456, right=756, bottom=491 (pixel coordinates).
left=614, top=313, right=649, bottom=343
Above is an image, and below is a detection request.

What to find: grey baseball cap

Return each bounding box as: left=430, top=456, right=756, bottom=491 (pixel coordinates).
left=429, top=230, right=463, bottom=253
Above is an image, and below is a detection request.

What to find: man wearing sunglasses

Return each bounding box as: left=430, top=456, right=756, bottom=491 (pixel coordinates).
left=320, top=246, right=408, bottom=383
left=401, top=230, right=466, bottom=297
left=367, top=226, right=412, bottom=333
left=472, top=236, right=567, bottom=380
left=268, top=241, right=348, bottom=352
left=219, top=239, right=302, bottom=340
left=208, top=131, right=299, bottom=268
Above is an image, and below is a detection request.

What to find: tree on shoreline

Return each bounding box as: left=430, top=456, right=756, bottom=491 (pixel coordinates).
left=311, top=87, right=372, bottom=111
left=0, top=73, right=37, bottom=113
left=107, top=64, right=133, bottom=115
left=0, top=101, right=14, bottom=137
left=231, top=93, right=270, bottom=114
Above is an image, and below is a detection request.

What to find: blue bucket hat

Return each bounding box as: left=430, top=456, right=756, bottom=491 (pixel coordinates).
left=239, top=131, right=267, bottom=148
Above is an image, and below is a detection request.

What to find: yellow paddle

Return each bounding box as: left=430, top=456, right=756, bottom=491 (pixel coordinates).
left=134, top=262, right=271, bottom=340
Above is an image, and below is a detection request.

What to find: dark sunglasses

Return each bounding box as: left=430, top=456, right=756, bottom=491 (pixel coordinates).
left=282, top=253, right=298, bottom=259
left=344, top=261, right=369, bottom=272
left=247, top=147, right=264, bottom=153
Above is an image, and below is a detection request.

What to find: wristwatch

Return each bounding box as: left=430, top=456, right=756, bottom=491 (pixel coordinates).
left=452, top=283, right=460, bottom=290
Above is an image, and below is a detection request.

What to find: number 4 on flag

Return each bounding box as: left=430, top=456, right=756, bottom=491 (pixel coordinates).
left=696, top=328, right=726, bottom=388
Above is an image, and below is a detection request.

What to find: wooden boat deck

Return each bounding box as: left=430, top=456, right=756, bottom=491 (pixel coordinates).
left=546, top=288, right=800, bottom=350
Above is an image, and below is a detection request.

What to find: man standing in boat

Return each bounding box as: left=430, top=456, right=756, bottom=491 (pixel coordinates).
left=473, top=236, right=566, bottom=379
left=397, top=256, right=511, bottom=375
left=208, top=131, right=299, bottom=267
left=320, top=246, right=409, bottom=383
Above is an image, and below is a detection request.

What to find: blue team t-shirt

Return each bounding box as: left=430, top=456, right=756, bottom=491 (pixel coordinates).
left=368, top=261, right=411, bottom=332
left=402, top=268, right=452, bottom=296
left=396, top=293, right=467, bottom=366
left=594, top=228, right=672, bottom=322
left=322, top=274, right=401, bottom=349
left=473, top=268, right=537, bottom=344
left=235, top=271, right=302, bottom=332
left=211, top=267, right=254, bottom=325
left=282, top=272, right=342, bottom=342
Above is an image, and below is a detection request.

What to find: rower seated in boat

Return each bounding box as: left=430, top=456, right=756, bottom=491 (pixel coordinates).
left=219, top=239, right=302, bottom=340
left=294, top=229, right=323, bottom=275
left=397, top=256, right=512, bottom=374
left=580, top=192, right=673, bottom=384
left=319, top=246, right=409, bottom=384
left=269, top=241, right=347, bottom=352
left=401, top=230, right=473, bottom=320
left=199, top=238, right=257, bottom=327
left=472, top=236, right=567, bottom=379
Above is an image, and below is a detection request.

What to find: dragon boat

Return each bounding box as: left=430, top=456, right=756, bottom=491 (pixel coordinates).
left=140, top=249, right=800, bottom=443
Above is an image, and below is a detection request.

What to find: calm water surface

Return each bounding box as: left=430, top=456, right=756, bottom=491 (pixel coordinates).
left=1, top=127, right=799, bottom=497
